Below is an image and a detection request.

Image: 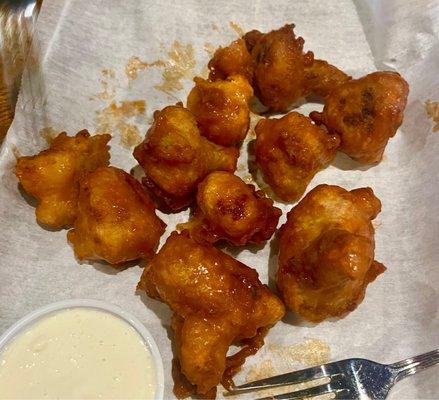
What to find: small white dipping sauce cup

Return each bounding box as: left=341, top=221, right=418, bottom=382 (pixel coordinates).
left=0, top=299, right=164, bottom=400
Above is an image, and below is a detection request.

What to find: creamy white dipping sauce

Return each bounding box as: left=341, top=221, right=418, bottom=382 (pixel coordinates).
left=0, top=308, right=157, bottom=399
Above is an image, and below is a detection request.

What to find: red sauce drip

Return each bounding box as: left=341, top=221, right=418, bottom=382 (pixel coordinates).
left=221, top=327, right=268, bottom=390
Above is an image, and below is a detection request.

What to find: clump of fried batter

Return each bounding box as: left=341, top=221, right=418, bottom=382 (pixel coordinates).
left=187, top=75, right=253, bottom=147
left=244, top=24, right=314, bottom=112
left=179, top=171, right=281, bottom=246
left=255, top=112, right=340, bottom=202
left=67, top=166, right=165, bottom=265
left=208, top=38, right=254, bottom=82
left=277, top=184, right=385, bottom=322
left=15, top=130, right=111, bottom=228
left=207, top=27, right=350, bottom=110
left=133, top=104, right=239, bottom=211
left=138, top=231, right=285, bottom=397
left=310, top=71, right=409, bottom=163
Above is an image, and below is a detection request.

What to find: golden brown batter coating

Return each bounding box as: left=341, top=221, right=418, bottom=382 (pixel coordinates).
left=187, top=75, right=253, bottom=147
left=15, top=130, right=110, bottom=228
left=310, top=71, right=409, bottom=163
left=133, top=105, right=239, bottom=211
left=244, top=24, right=313, bottom=112
left=208, top=38, right=254, bottom=82
left=67, top=166, right=165, bottom=265
left=179, top=171, right=281, bottom=246
left=207, top=26, right=349, bottom=110
left=277, top=184, right=385, bottom=322
left=138, top=231, right=285, bottom=397
left=304, top=59, right=351, bottom=98
left=255, top=112, right=340, bottom=202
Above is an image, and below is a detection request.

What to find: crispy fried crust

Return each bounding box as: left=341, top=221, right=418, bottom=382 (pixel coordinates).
left=187, top=75, right=253, bottom=147
left=208, top=27, right=350, bottom=111
left=208, top=38, right=254, bottom=82
left=133, top=104, right=238, bottom=211
left=277, top=184, right=385, bottom=322
left=303, top=59, right=351, bottom=98
left=67, top=166, right=165, bottom=265
left=310, top=71, right=409, bottom=163
left=244, top=24, right=314, bottom=111
left=179, top=171, right=281, bottom=246
left=255, top=112, right=340, bottom=202
left=15, top=130, right=110, bottom=228
left=138, top=231, right=285, bottom=396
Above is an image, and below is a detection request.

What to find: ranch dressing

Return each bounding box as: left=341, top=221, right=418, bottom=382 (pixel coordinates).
left=0, top=308, right=156, bottom=399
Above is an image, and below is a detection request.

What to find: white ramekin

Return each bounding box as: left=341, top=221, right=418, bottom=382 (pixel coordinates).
left=0, top=299, right=164, bottom=400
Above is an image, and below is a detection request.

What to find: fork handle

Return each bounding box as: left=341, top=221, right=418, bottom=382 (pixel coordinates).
left=390, top=349, right=439, bottom=382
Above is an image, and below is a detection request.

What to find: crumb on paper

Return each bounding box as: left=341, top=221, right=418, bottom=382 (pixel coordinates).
left=246, top=359, right=276, bottom=382
left=91, top=69, right=116, bottom=101
left=425, top=100, right=439, bottom=132
left=243, top=174, right=254, bottom=184
left=118, top=123, right=142, bottom=148
left=229, top=21, right=244, bottom=37
left=239, top=339, right=331, bottom=398
left=95, top=100, right=146, bottom=149
left=95, top=100, right=146, bottom=124
left=11, top=145, right=21, bottom=159
left=155, top=41, right=196, bottom=93
left=244, top=358, right=329, bottom=399
left=102, top=68, right=115, bottom=79
left=204, top=42, right=216, bottom=57
left=268, top=338, right=331, bottom=367
left=211, top=23, right=219, bottom=31
left=373, top=220, right=382, bottom=230
left=125, top=56, right=166, bottom=80
left=39, top=127, right=58, bottom=144
left=248, top=129, right=256, bottom=138
left=237, top=164, right=245, bottom=172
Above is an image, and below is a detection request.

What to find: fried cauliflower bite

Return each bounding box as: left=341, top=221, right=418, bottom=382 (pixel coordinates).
left=304, top=59, right=351, bottom=98
left=244, top=24, right=314, bottom=112
left=255, top=112, right=340, bottom=202
left=208, top=38, right=254, bottom=82
left=310, top=71, right=409, bottom=163
left=138, top=231, right=285, bottom=397
left=67, top=166, right=165, bottom=265
left=15, top=130, right=110, bottom=228
left=179, top=171, right=281, bottom=246
left=277, top=184, right=385, bottom=322
left=133, top=105, right=239, bottom=211
left=187, top=75, right=253, bottom=147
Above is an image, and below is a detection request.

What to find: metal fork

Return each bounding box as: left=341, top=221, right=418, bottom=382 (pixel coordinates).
left=226, top=349, right=439, bottom=399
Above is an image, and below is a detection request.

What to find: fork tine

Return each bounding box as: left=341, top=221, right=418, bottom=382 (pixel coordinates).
left=253, top=380, right=349, bottom=400
left=227, top=364, right=333, bottom=394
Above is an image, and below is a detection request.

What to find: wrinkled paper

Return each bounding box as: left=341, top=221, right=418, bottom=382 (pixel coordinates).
left=1, top=0, right=438, bottom=398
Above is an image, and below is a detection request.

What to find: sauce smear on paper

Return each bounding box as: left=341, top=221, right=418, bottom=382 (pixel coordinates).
left=95, top=100, right=145, bottom=149
left=425, top=100, right=439, bottom=132
left=155, top=41, right=196, bottom=93
left=125, top=56, right=166, bottom=80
